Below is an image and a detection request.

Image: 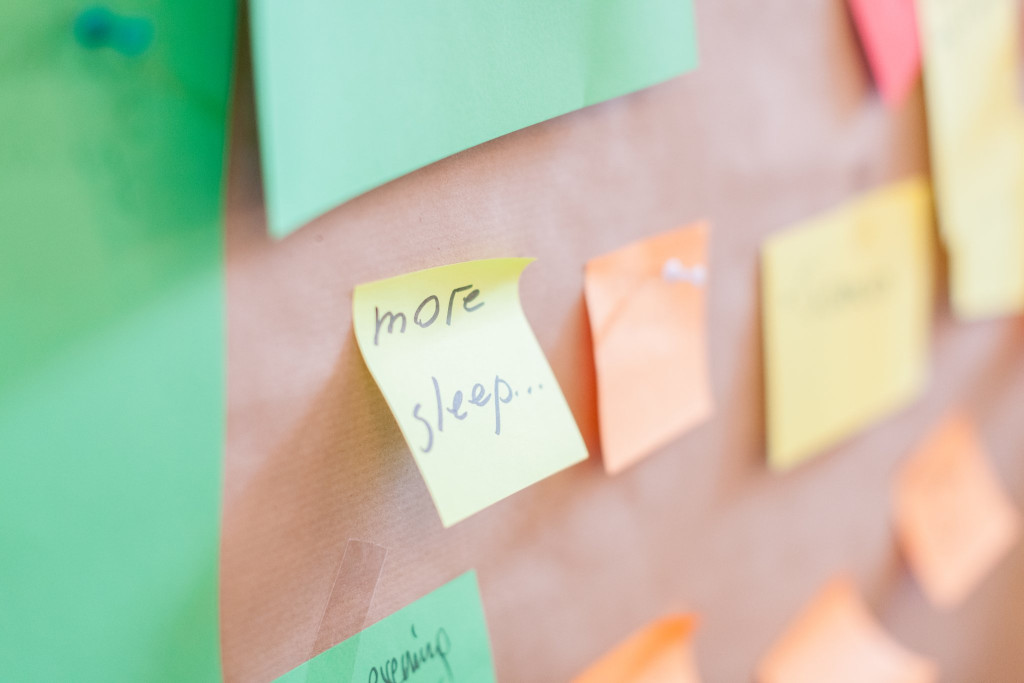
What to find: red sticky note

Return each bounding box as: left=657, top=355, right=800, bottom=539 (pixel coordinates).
left=848, top=0, right=922, bottom=105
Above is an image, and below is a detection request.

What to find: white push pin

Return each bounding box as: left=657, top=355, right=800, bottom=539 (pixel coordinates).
left=661, top=257, right=706, bottom=286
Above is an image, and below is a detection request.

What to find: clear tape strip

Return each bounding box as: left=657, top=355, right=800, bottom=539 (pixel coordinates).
left=308, top=539, right=389, bottom=660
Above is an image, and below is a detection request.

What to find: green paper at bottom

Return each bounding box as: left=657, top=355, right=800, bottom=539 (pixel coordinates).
left=276, top=571, right=495, bottom=683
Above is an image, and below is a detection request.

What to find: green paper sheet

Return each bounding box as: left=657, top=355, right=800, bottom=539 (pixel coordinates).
left=275, top=571, right=495, bottom=683
left=250, top=0, right=699, bottom=237
left=0, top=3, right=234, bottom=681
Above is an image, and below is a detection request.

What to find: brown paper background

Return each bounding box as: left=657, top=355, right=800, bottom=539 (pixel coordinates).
left=222, top=1, right=1024, bottom=680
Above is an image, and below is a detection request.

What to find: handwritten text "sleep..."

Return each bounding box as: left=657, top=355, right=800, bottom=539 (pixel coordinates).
left=369, top=282, right=545, bottom=453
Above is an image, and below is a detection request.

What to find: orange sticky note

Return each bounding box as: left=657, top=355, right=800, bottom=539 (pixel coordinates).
left=584, top=224, right=713, bottom=474
left=574, top=616, right=701, bottom=683
left=848, top=0, right=921, bottom=106
left=757, top=578, right=937, bottom=683
left=894, top=414, right=1022, bottom=608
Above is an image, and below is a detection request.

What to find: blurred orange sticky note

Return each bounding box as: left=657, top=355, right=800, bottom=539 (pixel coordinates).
left=757, top=578, right=937, bottom=683
left=894, top=414, right=1022, bottom=608
left=584, top=224, right=713, bottom=474
left=848, top=0, right=921, bottom=106
left=574, top=616, right=701, bottom=683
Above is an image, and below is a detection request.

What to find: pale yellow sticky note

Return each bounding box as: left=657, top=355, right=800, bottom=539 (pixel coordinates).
left=353, top=258, right=587, bottom=527
left=573, top=616, right=702, bottom=683
left=894, top=413, right=1022, bottom=608
left=918, top=0, right=1024, bottom=318
left=757, top=578, right=937, bottom=683
left=762, top=179, right=934, bottom=470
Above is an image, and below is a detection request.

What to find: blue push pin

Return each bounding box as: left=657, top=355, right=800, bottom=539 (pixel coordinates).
left=74, top=6, right=153, bottom=56
left=73, top=6, right=116, bottom=48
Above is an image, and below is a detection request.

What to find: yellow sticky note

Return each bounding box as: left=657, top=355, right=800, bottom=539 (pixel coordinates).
left=762, top=179, right=934, bottom=470
left=353, top=258, right=587, bottom=527
left=757, top=578, right=937, bottom=683
left=894, top=413, right=1022, bottom=608
left=918, top=0, right=1024, bottom=318
left=573, top=616, right=702, bottom=683
left=585, top=224, right=713, bottom=475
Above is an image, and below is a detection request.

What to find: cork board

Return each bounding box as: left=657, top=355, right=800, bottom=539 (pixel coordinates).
left=222, top=1, right=1024, bottom=680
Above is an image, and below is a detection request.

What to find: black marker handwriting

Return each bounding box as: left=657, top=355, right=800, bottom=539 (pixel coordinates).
left=412, top=375, right=544, bottom=453
left=367, top=625, right=453, bottom=683
left=374, top=284, right=484, bottom=346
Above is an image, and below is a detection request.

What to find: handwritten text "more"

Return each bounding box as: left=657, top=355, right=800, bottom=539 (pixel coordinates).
left=374, top=284, right=484, bottom=345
